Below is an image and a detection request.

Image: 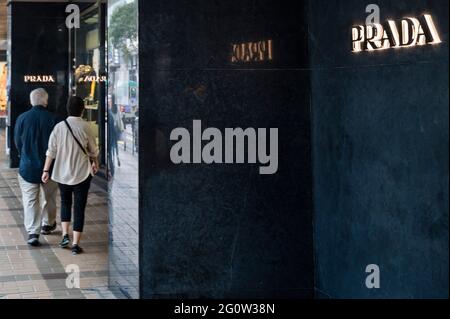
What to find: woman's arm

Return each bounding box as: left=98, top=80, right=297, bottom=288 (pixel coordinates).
left=90, top=156, right=99, bottom=175
left=86, top=124, right=100, bottom=175
left=41, top=156, right=54, bottom=183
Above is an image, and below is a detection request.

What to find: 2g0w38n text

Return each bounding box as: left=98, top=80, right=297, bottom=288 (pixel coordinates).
left=217, top=303, right=275, bottom=315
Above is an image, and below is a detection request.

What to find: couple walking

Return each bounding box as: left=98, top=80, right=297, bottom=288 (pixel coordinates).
left=14, top=88, right=99, bottom=255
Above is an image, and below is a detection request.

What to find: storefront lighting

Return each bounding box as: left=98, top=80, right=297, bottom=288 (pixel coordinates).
left=23, top=75, right=56, bottom=83
left=352, top=14, right=442, bottom=53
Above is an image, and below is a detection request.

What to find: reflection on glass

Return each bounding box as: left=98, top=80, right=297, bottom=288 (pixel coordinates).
left=0, top=62, right=7, bottom=118
left=107, top=0, right=139, bottom=299
left=71, top=4, right=106, bottom=161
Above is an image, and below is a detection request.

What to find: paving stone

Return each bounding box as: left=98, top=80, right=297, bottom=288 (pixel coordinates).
left=0, top=129, right=122, bottom=299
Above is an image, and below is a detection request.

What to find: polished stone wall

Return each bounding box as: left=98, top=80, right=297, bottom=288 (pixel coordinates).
left=7, top=2, right=69, bottom=168
left=137, top=0, right=448, bottom=299
left=138, top=0, right=314, bottom=299
left=310, top=0, right=449, bottom=298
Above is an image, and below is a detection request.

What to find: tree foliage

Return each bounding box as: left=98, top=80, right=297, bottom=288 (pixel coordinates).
left=109, top=1, right=138, bottom=57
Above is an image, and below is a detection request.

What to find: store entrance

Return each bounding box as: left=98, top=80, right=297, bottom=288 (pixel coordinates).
left=69, top=1, right=107, bottom=166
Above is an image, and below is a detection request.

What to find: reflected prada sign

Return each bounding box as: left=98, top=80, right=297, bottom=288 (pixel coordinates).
left=352, top=14, right=442, bottom=52
left=231, top=39, right=273, bottom=63
left=24, top=75, right=56, bottom=83
left=78, top=75, right=107, bottom=83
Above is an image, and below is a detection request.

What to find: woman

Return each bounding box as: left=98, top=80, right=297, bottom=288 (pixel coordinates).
left=42, top=96, right=99, bottom=255
left=108, top=94, right=124, bottom=168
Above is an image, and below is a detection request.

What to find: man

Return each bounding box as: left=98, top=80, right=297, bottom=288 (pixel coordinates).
left=14, top=88, right=59, bottom=246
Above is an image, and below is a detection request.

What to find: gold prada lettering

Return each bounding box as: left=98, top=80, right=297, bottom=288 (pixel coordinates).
left=24, top=75, right=56, bottom=83
left=231, top=40, right=273, bottom=63
left=78, top=75, right=107, bottom=83
left=352, top=14, right=441, bottom=53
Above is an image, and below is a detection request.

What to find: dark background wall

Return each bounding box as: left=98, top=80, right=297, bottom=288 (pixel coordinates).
left=8, top=2, right=68, bottom=168
left=138, top=0, right=314, bottom=298
left=310, top=0, right=449, bottom=298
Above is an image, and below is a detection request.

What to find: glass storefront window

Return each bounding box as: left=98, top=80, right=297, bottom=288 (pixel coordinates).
left=0, top=62, right=6, bottom=118
left=69, top=2, right=107, bottom=165
left=107, top=0, right=139, bottom=299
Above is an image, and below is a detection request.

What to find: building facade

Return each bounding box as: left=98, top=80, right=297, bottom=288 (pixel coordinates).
left=4, top=0, right=449, bottom=299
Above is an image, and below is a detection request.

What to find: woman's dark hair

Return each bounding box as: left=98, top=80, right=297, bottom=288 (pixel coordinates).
left=66, top=96, right=85, bottom=117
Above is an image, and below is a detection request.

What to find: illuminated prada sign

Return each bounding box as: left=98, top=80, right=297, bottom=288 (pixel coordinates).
left=78, top=75, right=107, bottom=83
left=231, top=40, right=273, bottom=63
left=352, top=14, right=442, bottom=52
left=24, top=75, right=56, bottom=83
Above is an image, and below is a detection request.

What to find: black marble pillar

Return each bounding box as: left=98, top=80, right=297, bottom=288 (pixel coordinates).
left=138, top=0, right=314, bottom=298
left=310, top=0, right=449, bottom=298
left=7, top=2, right=69, bottom=168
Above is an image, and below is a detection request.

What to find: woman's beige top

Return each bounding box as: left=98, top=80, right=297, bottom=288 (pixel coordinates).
left=46, top=116, right=99, bottom=185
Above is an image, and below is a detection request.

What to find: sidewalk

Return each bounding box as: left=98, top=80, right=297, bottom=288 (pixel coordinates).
left=0, top=129, right=116, bottom=299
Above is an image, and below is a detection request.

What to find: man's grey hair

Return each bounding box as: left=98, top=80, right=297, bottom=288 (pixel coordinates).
left=30, top=88, right=49, bottom=107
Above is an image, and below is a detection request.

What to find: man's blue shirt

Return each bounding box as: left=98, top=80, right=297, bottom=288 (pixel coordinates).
left=14, top=105, right=58, bottom=184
